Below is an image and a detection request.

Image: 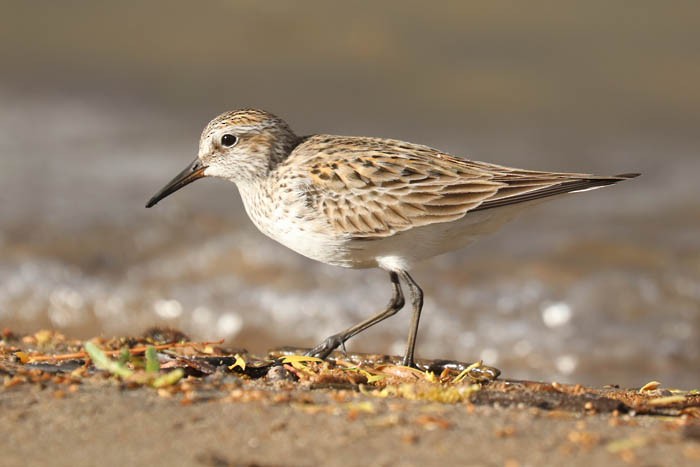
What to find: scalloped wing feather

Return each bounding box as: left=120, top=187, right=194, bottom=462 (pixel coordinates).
left=285, top=135, right=630, bottom=239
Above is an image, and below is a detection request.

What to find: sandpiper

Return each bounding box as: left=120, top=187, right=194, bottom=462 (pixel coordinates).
left=146, top=109, right=638, bottom=367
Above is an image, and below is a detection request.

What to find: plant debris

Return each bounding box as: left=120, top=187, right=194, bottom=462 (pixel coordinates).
left=2, top=328, right=699, bottom=418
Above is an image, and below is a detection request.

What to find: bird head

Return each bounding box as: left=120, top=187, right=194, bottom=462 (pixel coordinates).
left=146, top=109, right=298, bottom=208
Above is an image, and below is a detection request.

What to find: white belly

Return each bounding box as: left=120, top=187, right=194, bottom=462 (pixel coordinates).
left=237, top=181, right=538, bottom=271
left=237, top=182, right=360, bottom=267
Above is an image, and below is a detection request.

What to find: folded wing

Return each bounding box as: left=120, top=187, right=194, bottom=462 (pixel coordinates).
left=293, top=135, right=637, bottom=239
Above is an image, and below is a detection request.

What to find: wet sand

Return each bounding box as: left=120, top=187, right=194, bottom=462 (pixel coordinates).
left=1, top=331, right=699, bottom=467
left=3, top=384, right=699, bottom=467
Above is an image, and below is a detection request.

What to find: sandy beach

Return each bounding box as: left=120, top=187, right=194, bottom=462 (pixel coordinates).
left=2, top=330, right=699, bottom=467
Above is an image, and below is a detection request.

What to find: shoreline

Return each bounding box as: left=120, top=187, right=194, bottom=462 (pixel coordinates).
left=2, top=329, right=699, bottom=466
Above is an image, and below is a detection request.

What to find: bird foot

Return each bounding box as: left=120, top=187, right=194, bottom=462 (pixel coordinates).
left=305, top=334, right=345, bottom=360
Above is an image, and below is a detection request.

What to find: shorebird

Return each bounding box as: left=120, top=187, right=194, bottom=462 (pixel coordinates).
left=146, top=109, right=638, bottom=367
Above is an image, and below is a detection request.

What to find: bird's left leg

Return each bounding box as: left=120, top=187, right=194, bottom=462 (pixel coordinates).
left=306, top=271, right=405, bottom=359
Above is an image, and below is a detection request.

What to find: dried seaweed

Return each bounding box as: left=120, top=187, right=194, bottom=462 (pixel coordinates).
left=2, top=328, right=699, bottom=418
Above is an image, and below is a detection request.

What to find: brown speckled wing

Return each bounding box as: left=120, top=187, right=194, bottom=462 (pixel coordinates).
left=288, top=135, right=630, bottom=239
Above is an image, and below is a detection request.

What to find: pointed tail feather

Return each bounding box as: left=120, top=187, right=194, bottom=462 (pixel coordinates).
left=472, top=172, right=639, bottom=212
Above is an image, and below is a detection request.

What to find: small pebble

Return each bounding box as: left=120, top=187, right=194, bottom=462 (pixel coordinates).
left=266, top=364, right=298, bottom=382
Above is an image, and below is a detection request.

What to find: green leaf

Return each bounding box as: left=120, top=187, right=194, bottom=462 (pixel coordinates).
left=145, top=346, right=160, bottom=373
left=84, top=342, right=133, bottom=378
left=117, top=347, right=131, bottom=365
left=151, top=369, right=185, bottom=388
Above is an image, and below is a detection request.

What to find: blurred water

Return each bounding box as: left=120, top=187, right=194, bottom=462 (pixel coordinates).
left=1, top=1, right=699, bottom=387
left=1, top=92, right=698, bottom=388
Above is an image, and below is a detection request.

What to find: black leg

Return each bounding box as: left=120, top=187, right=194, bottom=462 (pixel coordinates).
left=306, top=271, right=405, bottom=359
left=398, top=270, right=423, bottom=368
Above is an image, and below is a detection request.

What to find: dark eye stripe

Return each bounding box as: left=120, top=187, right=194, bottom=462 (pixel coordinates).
left=221, top=134, right=237, bottom=147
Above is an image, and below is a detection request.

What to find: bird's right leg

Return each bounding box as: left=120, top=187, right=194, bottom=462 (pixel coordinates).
left=306, top=271, right=406, bottom=359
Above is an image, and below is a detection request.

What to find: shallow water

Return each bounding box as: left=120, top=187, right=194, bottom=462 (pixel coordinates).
left=1, top=94, right=698, bottom=388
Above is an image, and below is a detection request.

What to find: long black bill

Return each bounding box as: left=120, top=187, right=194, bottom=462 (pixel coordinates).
left=145, top=158, right=207, bottom=208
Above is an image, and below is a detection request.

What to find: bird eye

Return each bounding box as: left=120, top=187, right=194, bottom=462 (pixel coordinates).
left=221, top=134, right=238, bottom=147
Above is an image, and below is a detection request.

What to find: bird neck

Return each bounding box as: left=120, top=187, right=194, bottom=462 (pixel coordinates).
left=267, top=133, right=306, bottom=171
